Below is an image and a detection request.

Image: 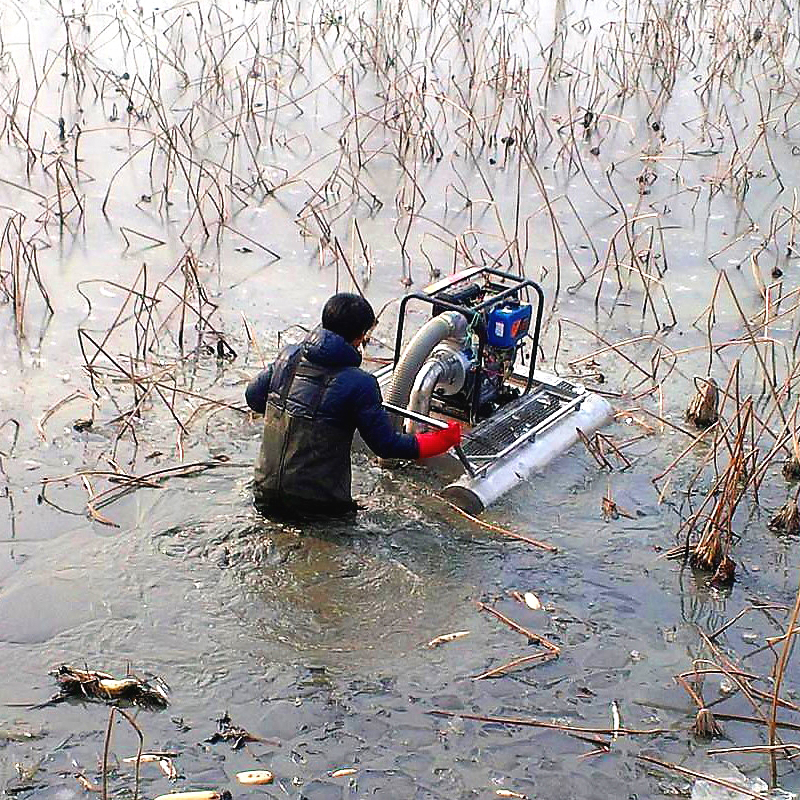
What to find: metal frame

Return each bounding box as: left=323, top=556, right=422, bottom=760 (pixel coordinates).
left=392, top=267, right=545, bottom=423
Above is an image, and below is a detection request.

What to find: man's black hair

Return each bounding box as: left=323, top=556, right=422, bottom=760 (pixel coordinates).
left=322, top=293, right=376, bottom=343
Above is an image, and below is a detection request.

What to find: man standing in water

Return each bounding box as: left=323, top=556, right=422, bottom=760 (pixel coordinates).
left=245, top=293, right=462, bottom=516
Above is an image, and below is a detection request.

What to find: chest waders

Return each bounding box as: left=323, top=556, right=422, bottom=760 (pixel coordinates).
left=254, top=354, right=358, bottom=516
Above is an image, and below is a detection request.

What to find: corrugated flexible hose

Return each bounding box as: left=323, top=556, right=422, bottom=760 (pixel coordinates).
left=385, top=310, right=468, bottom=428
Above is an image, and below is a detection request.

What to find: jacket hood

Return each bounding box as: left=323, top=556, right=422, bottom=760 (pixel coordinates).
left=304, top=327, right=362, bottom=368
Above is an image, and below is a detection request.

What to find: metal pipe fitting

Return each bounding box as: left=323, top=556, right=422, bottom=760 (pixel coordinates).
left=406, top=346, right=471, bottom=432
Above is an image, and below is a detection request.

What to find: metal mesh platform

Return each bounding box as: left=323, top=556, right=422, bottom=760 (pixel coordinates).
left=556, top=380, right=581, bottom=396
left=461, top=382, right=584, bottom=460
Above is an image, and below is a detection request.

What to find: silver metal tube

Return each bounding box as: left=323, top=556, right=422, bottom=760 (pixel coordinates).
left=441, top=392, right=613, bottom=513
left=406, top=347, right=468, bottom=431
left=407, top=360, right=446, bottom=428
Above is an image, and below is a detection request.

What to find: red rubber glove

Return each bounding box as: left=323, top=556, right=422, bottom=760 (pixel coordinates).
left=415, top=421, right=462, bottom=459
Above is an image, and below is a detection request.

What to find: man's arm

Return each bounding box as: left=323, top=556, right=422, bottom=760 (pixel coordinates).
left=354, top=376, right=420, bottom=459
left=245, top=365, right=273, bottom=414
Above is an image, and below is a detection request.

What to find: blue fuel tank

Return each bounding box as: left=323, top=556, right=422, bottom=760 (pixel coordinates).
left=486, top=303, right=532, bottom=348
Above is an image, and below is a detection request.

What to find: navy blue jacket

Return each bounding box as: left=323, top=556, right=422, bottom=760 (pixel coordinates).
left=246, top=327, right=419, bottom=460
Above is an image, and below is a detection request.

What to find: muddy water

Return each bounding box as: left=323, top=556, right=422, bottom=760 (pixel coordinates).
left=1, top=0, right=800, bottom=797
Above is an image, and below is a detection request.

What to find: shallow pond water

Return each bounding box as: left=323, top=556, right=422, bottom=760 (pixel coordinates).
left=1, top=0, right=800, bottom=797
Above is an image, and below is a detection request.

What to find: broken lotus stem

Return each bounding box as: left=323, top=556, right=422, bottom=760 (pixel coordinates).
left=783, top=457, right=800, bottom=482
left=710, top=555, right=737, bottom=589
left=769, top=499, right=800, bottom=535
left=693, top=707, right=724, bottom=739
left=686, top=376, right=719, bottom=429
left=690, top=520, right=725, bottom=572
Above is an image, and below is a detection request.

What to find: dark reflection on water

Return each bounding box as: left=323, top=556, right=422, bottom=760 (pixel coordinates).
left=151, top=472, right=507, bottom=667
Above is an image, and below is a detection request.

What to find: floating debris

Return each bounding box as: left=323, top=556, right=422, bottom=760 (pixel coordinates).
left=154, top=792, right=231, bottom=800
left=49, top=665, right=169, bottom=709
left=472, top=651, right=557, bottom=680
left=329, top=768, right=357, bottom=778
left=121, top=752, right=177, bottom=765
left=159, top=757, right=179, bottom=781
left=236, top=770, right=274, bottom=785
left=782, top=457, right=800, bottom=482
left=611, top=700, right=622, bottom=741
left=122, top=752, right=179, bottom=779
left=523, top=592, right=543, bottom=611
left=206, top=712, right=274, bottom=750
left=73, top=773, right=100, bottom=793
left=508, top=590, right=544, bottom=611
left=686, top=377, right=719, bottom=429
left=426, top=631, right=470, bottom=648
left=0, top=727, right=41, bottom=743
left=495, top=791, right=528, bottom=799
